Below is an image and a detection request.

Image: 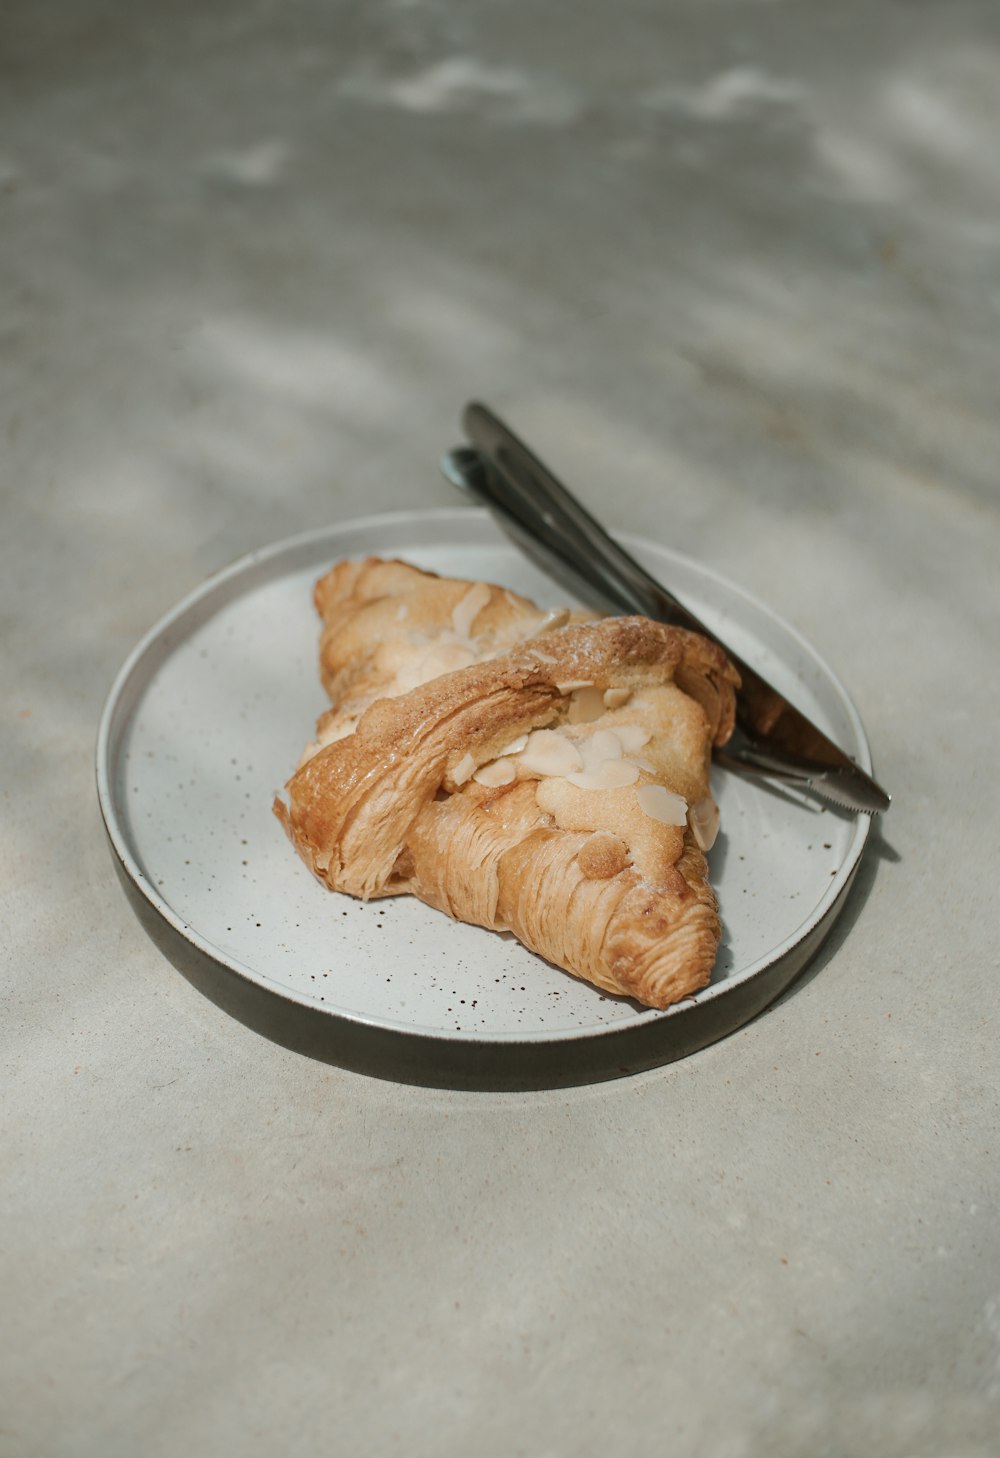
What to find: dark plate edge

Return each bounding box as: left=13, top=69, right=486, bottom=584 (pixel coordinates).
left=100, top=816, right=861, bottom=1091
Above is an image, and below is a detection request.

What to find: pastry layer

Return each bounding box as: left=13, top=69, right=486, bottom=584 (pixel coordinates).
left=275, top=557, right=739, bottom=1009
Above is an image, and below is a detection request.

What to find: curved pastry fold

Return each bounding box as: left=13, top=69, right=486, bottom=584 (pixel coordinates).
left=275, top=557, right=739, bottom=1010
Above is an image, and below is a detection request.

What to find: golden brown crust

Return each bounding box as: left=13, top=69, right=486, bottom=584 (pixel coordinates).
left=275, top=558, right=739, bottom=1009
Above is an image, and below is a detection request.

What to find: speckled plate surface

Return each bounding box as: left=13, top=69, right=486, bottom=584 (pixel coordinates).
left=97, top=509, right=875, bottom=1088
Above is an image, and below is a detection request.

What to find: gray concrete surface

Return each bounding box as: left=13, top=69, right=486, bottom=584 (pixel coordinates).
left=3, top=2, right=999, bottom=1454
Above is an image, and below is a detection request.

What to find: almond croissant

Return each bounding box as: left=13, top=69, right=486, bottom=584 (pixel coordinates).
left=274, top=557, right=739, bottom=1010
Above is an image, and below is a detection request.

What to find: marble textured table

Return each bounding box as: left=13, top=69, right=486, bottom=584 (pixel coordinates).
left=3, top=2, right=998, bottom=1454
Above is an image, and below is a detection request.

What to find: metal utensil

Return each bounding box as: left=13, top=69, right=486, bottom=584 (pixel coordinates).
left=442, top=402, right=890, bottom=816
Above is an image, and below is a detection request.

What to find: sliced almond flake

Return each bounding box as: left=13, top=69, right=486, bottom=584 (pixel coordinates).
left=688, top=796, right=721, bottom=852
left=451, top=752, right=477, bottom=786
left=579, top=728, right=624, bottom=770
left=567, top=760, right=640, bottom=791
left=473, top=758, right=516, bottom=788
left=451, top=581, right=492, bottom=639
left=498, top=734, right=528, bottom=757
left=556, top=679, right=594, bottom=694
left=528, top=649, right=558, bottom=664
left=636, top=783, right=688, bottom=826
left=614, top=724, right=651, bottom=753
left=526, top=607, right=570, bottom=637
left=567, top=686, right=606, bottom=723
left=603, top=687, right=631, bottom=708
left=518, top=729, right=584, bottom=777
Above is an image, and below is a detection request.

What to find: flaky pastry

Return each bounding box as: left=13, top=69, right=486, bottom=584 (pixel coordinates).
left=274, top=557, right=739, bottom=1010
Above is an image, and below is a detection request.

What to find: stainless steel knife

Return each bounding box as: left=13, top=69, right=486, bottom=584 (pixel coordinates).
left=442, top=402, right=891, bottom=816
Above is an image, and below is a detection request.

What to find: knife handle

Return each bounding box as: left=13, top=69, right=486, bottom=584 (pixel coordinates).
left=462, top=403, right=796, bottom=744
left=451, top=404, right=890, bottom=815
left=462, top=403, right=701, bottom=630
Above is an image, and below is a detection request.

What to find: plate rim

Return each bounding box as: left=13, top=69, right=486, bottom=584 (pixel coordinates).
left=96, top=507, right=874, bottom=1079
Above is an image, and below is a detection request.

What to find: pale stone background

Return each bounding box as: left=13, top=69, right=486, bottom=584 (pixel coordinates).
left=3, top=2, right=999, bottom=1454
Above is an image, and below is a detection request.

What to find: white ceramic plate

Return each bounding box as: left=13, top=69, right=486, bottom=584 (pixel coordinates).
left=97, top=509, right=874, bottom=1087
